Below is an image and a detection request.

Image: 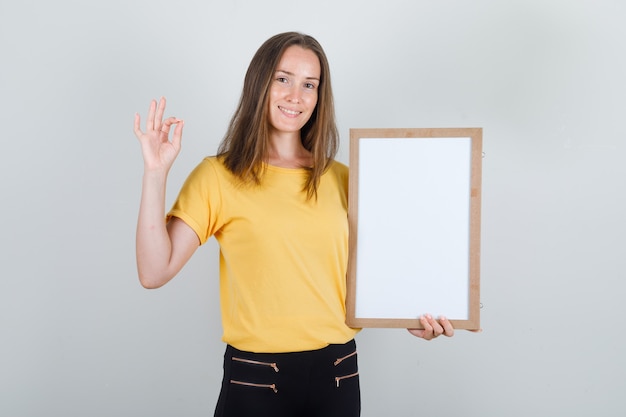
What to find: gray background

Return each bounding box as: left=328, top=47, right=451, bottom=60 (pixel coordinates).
left=1, top=0, right=624, bottom=416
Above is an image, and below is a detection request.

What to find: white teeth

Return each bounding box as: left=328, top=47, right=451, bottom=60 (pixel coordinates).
left=279, top=106, right=300, bottom=115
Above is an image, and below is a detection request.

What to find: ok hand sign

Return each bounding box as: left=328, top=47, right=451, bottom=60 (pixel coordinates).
left=134, top=97, right=184, bottom=173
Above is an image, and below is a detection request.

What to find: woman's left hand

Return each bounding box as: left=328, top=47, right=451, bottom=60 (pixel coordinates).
left=407, top=314, right=454, bottom=340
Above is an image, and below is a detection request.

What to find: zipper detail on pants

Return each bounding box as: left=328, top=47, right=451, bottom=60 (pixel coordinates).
left=230, top=379, right=278, bottom=393
left=334, top=350, right=357, bottom=366
left=232, top=357, right=280, bottom=372
left=335, top=372, right=359, bottom=387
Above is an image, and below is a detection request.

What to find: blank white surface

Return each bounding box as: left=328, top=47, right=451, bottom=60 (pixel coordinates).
left=355, top=138, right=471, bottom=319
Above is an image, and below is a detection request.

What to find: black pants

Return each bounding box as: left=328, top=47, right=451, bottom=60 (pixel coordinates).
left=214, top=339, right=360, bottom=417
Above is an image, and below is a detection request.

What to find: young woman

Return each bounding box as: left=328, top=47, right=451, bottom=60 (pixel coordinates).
left=133, top=32, right=454, bottom=417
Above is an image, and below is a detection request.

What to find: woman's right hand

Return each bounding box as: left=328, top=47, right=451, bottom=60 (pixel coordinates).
left=134, top=97, right=184, bottom=172
left=133, top=97, right=197, bottom=289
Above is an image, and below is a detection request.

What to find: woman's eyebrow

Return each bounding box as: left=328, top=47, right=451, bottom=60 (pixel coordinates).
left=275, top=69, right=320, bottom=81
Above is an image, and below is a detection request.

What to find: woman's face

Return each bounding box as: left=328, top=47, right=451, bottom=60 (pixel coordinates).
left=267, top=45, right=321, bottom=139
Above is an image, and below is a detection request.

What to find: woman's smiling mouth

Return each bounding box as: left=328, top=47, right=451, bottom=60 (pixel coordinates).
left=279, top=106, right=302, bottom=117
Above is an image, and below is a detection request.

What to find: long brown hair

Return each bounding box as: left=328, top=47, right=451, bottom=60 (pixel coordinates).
left=217, top=32, right=339, bottom=199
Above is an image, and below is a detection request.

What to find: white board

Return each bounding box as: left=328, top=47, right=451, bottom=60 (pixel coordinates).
left=346, top=128, right=482, bottom=330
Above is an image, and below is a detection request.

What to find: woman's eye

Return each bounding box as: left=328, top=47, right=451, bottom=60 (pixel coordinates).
left=305, top=82, right=316, bottom=89
left=277, top=77, right=288, bottom=83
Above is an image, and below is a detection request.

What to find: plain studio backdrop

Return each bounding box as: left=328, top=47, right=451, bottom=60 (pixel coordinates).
left=1, top=1, right=624, bottom=416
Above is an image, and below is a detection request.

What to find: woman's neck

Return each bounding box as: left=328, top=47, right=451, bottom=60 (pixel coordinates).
left=267, top=132, right=313, bottom=168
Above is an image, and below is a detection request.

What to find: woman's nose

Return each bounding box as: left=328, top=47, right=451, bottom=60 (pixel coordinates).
left=286, top=86, right=301, bottom=103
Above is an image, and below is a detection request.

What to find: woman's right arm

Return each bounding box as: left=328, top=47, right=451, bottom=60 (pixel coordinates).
left=134, top=97, right=199, bottom=289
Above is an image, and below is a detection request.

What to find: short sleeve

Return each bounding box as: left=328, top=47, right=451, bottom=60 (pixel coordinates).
left=166, top=157, right=225, bottom=245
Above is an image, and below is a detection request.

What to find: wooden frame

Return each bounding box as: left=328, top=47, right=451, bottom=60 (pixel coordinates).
left=346, top=128, right=482, bottom=330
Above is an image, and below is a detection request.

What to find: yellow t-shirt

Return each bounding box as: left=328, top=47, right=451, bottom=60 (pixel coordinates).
left=167, top=157, right=358, bottom=353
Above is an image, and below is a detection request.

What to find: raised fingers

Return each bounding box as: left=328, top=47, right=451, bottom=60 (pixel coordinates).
left=154, top=97, right=167, bottom=132
left=137, top=97, right=174, bottom=134
left=146, top=99, right=157, bottom=131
